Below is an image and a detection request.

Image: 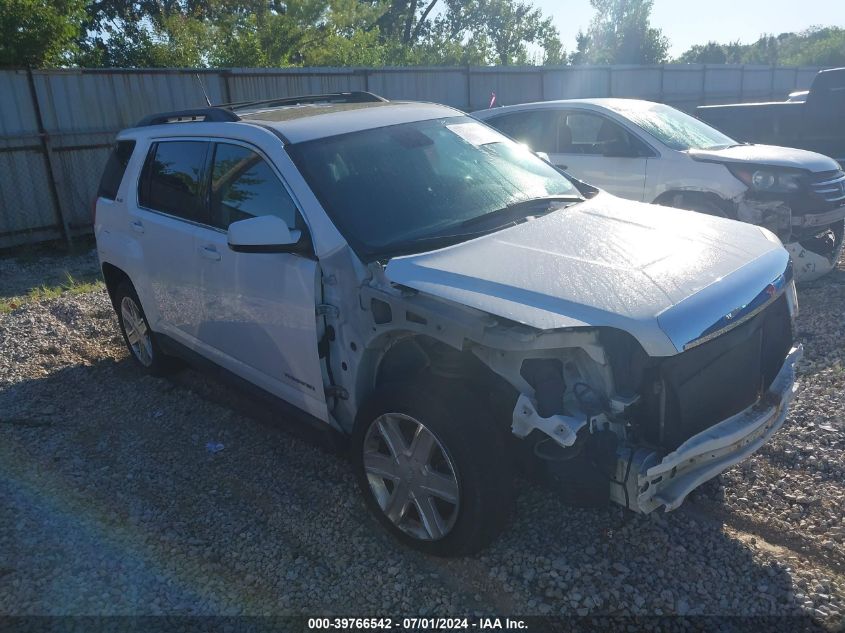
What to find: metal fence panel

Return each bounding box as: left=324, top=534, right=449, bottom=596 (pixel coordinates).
left=0, top=149, right=57, bottom=247
left=543, top=67, right=611, bottom=100
left=0, top=71, right=40, bottom=141
left=469, top=68, right=543, bottom=110
left=32, top=69, right=225, bottom=134
left=368, top=68, right=467, bottom=108
left=661, top=65, right=706, bottom=109
left=226, top=68, right=366, bottom=103
left=611, top=66, right=663, bottom=100
left=703, top=66, right=743, bottom=103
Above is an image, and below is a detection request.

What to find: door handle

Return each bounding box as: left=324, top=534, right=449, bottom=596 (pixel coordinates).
left=199, top=245, right=221, bottom=261
left=130, top=220, right=144, bottom=234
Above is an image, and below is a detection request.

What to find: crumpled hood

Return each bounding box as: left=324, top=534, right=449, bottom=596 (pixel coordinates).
left=385, top=193, right=790, bottom=357
left=688, top=144, right=840, bottom=173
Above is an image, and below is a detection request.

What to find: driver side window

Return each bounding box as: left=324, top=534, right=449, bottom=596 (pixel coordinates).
left=561, top=111, right=648, bottom=157
left=209, top=143, right=299, bottom=231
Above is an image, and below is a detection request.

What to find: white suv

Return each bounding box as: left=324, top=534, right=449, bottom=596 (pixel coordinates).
left=96, top=92, right=801, bottom=556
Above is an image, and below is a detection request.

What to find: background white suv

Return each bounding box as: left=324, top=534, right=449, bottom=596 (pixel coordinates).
left=474, top=99, right=845, bottom=281
left=96, top=92, right=800, bottom=556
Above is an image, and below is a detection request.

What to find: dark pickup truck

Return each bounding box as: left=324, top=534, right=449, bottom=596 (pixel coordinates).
left=696, top=67, right=845, bottom=167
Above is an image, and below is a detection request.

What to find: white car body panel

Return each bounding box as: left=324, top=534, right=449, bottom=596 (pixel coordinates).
left=385, top=192, right=785, bottom=357
left=550, top=153, right=649, bottom=201
left=688, top=144, right=841, bottom=172
left=194, top=224, right=327, bottom=420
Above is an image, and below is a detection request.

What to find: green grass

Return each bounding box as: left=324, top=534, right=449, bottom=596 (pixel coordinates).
left=0, top=272, right=104, bottom=314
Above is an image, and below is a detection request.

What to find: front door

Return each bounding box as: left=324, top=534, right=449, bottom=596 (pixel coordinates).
left=194, top=141, right=327, bottom=421
left=547, top=110, right=650, bottom=202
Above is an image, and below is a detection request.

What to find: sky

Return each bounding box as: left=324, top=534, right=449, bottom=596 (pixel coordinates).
left=531, top=0, right=845, bottom=58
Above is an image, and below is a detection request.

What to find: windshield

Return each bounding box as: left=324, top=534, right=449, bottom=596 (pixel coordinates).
left=287, top=116, right=579, bottom=260
left=609, top=102, right=738, bottom=151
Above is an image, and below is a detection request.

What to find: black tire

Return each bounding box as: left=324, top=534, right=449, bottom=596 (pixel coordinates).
left=351, top=378, right=513, bottom=556
left=114, top=279, right=178, bottom=376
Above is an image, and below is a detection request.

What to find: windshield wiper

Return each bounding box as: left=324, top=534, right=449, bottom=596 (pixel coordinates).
left=371, top=195, right=583, bottom=261
left=460, top=195, right=582, bottom=230
left=371, top=228, right=502, bottom=261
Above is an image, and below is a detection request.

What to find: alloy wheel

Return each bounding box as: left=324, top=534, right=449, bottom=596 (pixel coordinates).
left=120, top=296, right=153, bottom=367
left=362, top=413, right=460, bottom=541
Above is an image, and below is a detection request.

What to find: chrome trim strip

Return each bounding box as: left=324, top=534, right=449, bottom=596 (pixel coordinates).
left=812, top=173, right=845, bottom=187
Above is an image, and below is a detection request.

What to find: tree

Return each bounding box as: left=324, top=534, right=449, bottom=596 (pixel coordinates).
left=479, top=0, right=560, bottom=65
left=674, top=28, right=845, bottom=67
left=0, top=0, right=86, bottom=67
left=575, top=0, right=669, bottom=65
left=676, top=41, right=727, bottom=64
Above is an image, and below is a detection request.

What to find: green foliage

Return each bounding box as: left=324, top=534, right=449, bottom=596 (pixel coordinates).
left=573, top=0, right=669, bottom=65
left=675, top=27, right=845, bottom=66
left=66, top=0, right=564, bottom=67
left=0, top=0, right=86, bottom=67
left=6, top=0, right=842, bottom=69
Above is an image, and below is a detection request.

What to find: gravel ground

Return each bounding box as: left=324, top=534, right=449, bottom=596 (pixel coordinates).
left=0, top=249, right=843, bottom=627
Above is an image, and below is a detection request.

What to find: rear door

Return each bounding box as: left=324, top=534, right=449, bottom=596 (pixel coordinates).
left=131, top=139, right=211, bottom=343
left=192, top=141, right=327, bottom=420
left=548, top=110, right=650, bottom=201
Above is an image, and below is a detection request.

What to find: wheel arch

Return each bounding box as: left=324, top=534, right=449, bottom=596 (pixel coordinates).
left=652, top=189, right=736, bottom=217
left=101, top=262, right=131, bottom=309
left=352, top=331, right=518, bottom=429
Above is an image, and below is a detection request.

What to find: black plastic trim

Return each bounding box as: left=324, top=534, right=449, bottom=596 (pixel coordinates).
left=225, top=91, right=387, bottom=112
left=135, top=108, right=240, bottom=127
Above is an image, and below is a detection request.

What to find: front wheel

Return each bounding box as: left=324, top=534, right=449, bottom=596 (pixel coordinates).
left=351, top=379, right=513, bottom=556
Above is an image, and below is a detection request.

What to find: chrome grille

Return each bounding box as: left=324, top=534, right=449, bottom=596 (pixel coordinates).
left=811, top=170, right=845, bottom=203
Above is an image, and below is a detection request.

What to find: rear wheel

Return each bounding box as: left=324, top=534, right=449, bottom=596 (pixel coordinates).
left=114, top=280, right=177, bottom=375
left=351, top=379, right=513, bottom=556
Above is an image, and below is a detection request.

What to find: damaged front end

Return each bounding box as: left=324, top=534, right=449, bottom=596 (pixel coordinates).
left=503, top=265, right=801, bottom=514
left=734, top=169, right=845, bottom=282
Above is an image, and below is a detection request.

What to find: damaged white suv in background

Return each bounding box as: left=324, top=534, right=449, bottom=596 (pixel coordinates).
left=475, top=99, right=845, bottom=281
left=95, top=93, right=801, bottom=556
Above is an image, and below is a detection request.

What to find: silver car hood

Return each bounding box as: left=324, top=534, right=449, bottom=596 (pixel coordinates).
left=384, top=193, right=790, bottom=357
left=688, top=144, right=840, bottom=173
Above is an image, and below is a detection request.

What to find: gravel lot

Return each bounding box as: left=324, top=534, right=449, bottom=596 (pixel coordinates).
left=1, top=248, right=843, bottom=627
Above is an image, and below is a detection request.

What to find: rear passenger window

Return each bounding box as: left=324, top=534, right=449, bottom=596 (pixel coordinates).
left=98, top=140, right=136, bottom=200
left=487, top=111, right=561, bottom=153
left=209, top=143, right=298, bottom=230
left=139, top=141, right=209, bottom=222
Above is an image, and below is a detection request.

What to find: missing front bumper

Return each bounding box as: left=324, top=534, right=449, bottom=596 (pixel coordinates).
left=610, top=345, right=803, bottom=513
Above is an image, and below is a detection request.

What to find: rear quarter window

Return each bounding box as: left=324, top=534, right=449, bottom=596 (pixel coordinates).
left=98, top=140, right=136, bottom=200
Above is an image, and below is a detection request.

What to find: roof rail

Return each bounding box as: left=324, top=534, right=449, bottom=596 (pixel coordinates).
left=135, top=107, right=240, bottom=127
left=226, top=91, right=387, bottom=112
